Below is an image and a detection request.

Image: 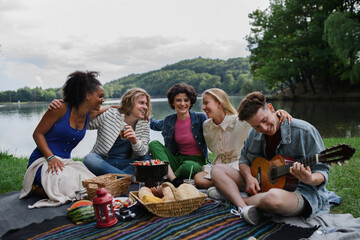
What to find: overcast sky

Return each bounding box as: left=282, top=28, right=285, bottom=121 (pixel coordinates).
left=0, top=0, right=269, bottom=91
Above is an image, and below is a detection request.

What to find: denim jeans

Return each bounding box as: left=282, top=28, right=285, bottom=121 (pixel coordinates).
left=84, top=137, right=151, bottom=176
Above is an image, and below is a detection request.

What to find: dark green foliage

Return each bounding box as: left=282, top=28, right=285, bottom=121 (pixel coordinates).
left=324, top=11, right=360, bottom=83
left=0, top=87, right=62, bottom=103
left=246, top=0, right=360, bottom=98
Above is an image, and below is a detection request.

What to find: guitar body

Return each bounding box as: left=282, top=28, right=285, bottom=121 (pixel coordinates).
left=251, top=155, right=298, bottom=192
left=250, top=144, right=355, bottom=192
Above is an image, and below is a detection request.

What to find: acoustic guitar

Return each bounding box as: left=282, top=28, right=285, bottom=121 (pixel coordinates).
left=250, top=144, right=355, bottom=192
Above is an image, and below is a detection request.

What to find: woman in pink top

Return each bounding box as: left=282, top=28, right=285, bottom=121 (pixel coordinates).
left=150, top=83, right=208, bottom=186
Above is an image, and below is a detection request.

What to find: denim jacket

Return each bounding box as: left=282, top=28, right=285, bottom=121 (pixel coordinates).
left=239, top=118, right=330, bottom=217
left=150, top=110, right=208, bottom=160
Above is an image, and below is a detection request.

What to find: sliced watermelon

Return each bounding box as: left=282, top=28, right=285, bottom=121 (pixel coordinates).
left=67, top=205, right=95, bottom=224
left=67, top=200, right=93, bottom=211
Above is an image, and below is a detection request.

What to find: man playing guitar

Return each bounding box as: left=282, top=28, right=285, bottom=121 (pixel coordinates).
left=211, top=92, right=333, bottom=225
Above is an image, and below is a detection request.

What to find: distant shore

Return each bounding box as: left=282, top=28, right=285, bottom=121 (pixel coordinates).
left=270, top=83, right=360, bottom=101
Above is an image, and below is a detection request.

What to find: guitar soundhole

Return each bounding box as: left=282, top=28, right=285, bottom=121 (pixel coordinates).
left=268, top=166, right=278, bottom=184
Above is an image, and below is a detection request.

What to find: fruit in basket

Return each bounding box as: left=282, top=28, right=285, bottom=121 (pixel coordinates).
left=142, top=194, right=163, bottom=203
left=67, top=205, right=96, bottom=224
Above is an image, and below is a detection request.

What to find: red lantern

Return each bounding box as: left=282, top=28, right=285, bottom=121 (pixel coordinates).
left=93, top=188, right=118, bottom=228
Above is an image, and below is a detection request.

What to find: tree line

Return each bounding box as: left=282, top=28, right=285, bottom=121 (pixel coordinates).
left=246, top=0, right=360, bottom=97
left=0, top=57, right=267, bottom=102
left=0, top=87, right=62, bottom=103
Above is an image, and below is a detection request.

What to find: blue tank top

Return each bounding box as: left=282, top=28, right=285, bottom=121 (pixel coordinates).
left=28, top=105, right=90, bottom=167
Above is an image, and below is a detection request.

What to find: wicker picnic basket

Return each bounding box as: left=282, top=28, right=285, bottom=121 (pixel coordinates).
left=82, top=173, right=132, bottom=199
left=129, top=182, right=207, bottom=217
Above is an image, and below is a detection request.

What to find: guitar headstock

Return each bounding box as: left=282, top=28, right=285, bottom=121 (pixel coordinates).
left=319, top=144, right=356, bottom=164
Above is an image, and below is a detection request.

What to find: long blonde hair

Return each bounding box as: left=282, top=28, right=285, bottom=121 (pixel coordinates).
left=119, top=88, right=152, bottom=118
left=203, top=88, right=236, bottom=115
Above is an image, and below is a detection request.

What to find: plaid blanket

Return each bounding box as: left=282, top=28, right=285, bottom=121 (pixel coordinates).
left=3, top=201, right=318, bottom=240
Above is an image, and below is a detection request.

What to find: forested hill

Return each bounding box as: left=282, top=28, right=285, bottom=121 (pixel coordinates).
left=102, top=57, right=266, bottom=98
left=0, top=57, right=268, bottom=102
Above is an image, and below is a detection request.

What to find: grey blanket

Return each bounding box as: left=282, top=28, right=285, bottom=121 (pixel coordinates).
left=0, top=191, right=71, bottom=238
left=273, top=213, right=360, bottom=240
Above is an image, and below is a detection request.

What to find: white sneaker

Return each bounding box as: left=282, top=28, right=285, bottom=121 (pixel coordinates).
left=241, top=206, right=262, bottom=225
left=207, top=186, right=227, bottom=201
left=230, top=205, right=262, bottom=225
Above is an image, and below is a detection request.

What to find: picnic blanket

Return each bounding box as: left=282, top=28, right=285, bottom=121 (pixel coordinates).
left=272, top=212, right=360, bottom=240
left=2, top=201, right=318, bottom=240
left=0, top=191, right=72, bottom=238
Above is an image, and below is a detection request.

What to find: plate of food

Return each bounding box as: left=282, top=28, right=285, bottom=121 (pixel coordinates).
left=113, top=197, right=137, bottom=210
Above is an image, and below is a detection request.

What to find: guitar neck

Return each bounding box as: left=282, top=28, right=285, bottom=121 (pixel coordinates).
left=276, top=154, right=319, bottom=178
left=273, top=144, right=355, bottom=179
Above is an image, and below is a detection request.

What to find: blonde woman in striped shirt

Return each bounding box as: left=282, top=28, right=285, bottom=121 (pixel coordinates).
left=83, top=88, right=152, bottom=176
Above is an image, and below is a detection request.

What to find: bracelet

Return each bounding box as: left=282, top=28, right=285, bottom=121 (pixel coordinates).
left=47, top=155, right=56, bottom=162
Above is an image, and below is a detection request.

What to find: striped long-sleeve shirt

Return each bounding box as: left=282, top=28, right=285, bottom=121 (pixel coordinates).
left=87, top=108, right=150, bottom=158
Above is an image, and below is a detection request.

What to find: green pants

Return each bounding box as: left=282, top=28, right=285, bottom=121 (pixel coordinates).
left=149, top=140, right=205, bottom=179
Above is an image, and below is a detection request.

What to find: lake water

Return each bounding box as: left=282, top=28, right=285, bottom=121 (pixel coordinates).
left=1, top=97, right=359, bottom=157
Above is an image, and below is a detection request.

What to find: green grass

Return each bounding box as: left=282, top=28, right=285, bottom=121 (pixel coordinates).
left=323, top=138, right=360, bottom=217
left=0, top=151, right=28, bottom=194
left=0, top=138, right=359, bottom=217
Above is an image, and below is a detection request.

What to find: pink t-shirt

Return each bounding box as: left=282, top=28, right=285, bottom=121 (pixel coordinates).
left=174, top=116, right=202, bottom=156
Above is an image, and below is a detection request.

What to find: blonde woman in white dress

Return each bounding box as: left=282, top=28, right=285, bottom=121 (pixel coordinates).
left=194, top=88, right=292, bottom=189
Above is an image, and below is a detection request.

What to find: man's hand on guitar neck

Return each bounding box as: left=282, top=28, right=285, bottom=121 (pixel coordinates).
left=290, top=162, right=325, bottom=186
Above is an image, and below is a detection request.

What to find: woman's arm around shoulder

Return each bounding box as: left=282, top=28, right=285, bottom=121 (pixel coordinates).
left=89, top=105, right=118, bottom=121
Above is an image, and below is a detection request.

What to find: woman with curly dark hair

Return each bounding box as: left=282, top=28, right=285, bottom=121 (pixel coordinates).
left=20, top=71, right=105, bottom=208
